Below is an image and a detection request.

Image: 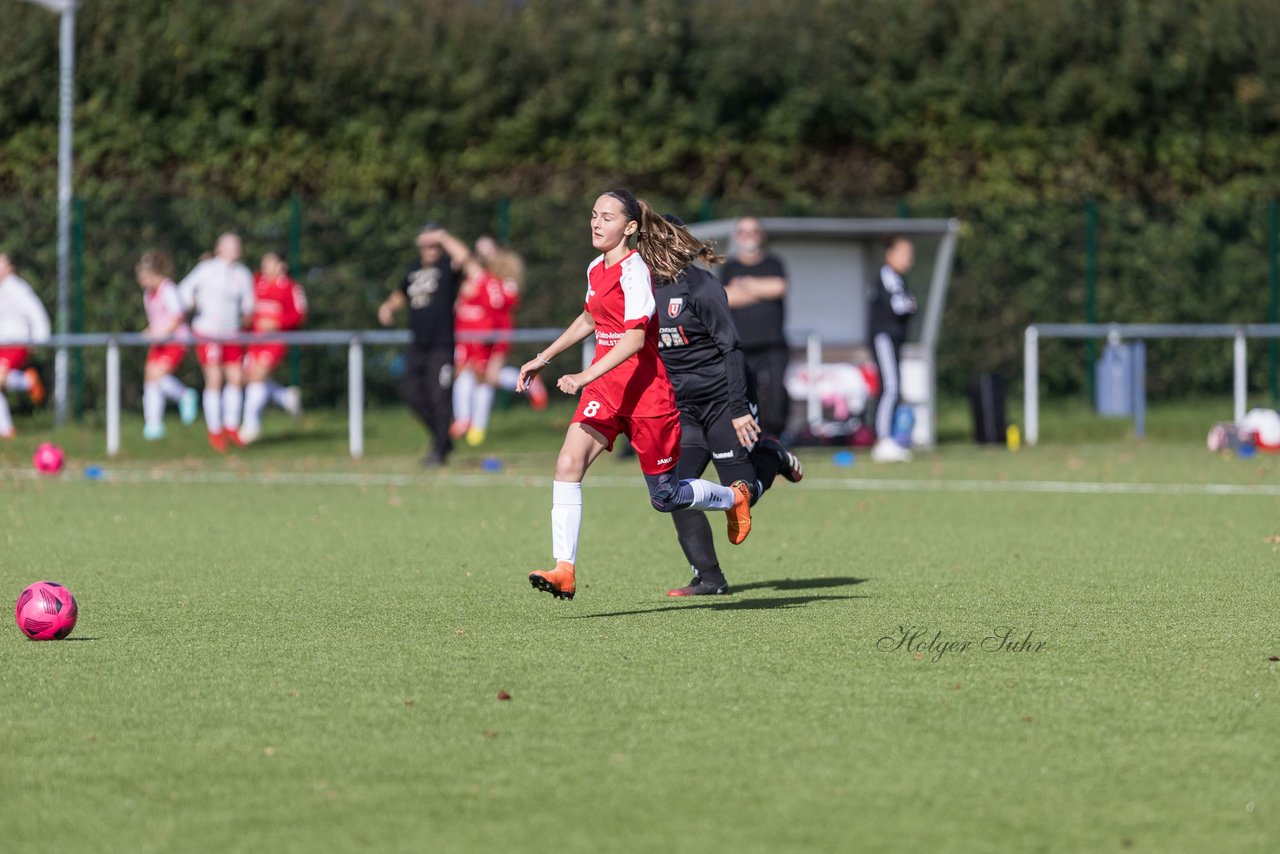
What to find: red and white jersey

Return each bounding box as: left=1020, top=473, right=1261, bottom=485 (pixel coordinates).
left=251, top=273, right=308, bottom=332
left=143, top=279, right=190, bottom=338
left=456, top=272, right=518, bottom=336
left=0, top=273, right=51, bottom=344
left=582, top=251, right=675, bottom=418
left=178, top=257, right=255, bottom=337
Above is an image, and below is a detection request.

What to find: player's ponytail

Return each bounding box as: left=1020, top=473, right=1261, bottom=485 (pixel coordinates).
left=633, top=198, right=724, bottom=282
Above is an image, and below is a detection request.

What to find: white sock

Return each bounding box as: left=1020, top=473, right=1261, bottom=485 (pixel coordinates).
left=143, top=382, right=165, bottom=428
left=4, top=371, right=30, bottom=392
left=472, top=384, right=495, bottom=432
left=267, top=381, right=290, bottom=408
left=686, top=478, right=737, bottom=510
left=203, top=388, right=223, bottom=433
left=498, top=365, right=520, bottom=391
left=551, top=480, right=583, bottom=565
left=159, top=374, right=187, bottom=401
left=222, top=385, right=243, bottom=430
left=453, top=370, right=475, bottom=424
left=243, top=382, right=268, bottom=434
left=0, top=395, right=12, bottom=434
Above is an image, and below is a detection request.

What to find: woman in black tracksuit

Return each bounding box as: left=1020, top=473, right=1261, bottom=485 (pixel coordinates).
left=655, top=215, right=803, bottom=597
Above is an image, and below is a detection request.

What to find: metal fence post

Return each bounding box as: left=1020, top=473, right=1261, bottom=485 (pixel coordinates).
left=348, top=335, right=364, bottom=459
left=1234, top=329, right=1248, bottom=424
left=806, top=331, right=821, bottom=427
left=106, top=337, right=120, bottom=457
left=1024, top=326, right=1039, bottom=446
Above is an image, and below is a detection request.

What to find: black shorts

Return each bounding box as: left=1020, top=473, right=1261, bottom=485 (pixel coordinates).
left=676, top=397, right=755, bottom=486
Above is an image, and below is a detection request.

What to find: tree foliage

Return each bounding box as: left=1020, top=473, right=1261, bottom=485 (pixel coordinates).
left=1, top=0, right=1277, bottom=404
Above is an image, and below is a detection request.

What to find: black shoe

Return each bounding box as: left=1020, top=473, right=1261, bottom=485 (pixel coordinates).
left=666, top=576, right=730, bottom=597
left=759, top=434, right=802, bottom=483
left=421, top=451, right=448, bottom=468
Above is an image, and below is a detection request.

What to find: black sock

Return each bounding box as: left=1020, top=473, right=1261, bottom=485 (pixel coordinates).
left=672, top=510, right=723, bottom=583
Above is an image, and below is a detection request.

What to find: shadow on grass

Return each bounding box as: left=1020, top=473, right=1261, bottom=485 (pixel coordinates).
left=244, top=427, right=346, bottom=449
left=59, top=637, right=100, bottom=642
left=574, top=594, right=866, bottom=619
left=733, top=576, right=869, bottom=593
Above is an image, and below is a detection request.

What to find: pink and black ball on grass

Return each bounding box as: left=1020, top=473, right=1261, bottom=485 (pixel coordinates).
left=14, top=581, right=78, bottom=640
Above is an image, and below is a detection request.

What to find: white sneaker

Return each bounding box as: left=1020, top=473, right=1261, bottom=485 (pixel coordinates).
left=281, top=386, right=303, bottom=418
left=237, top=423, right=261, bottom=445
left=871, top=438, right=913, bottom=463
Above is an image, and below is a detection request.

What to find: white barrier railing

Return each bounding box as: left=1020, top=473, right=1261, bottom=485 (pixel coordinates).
left=3, top=327, right=829, bottom=458
left=1023, top=323, right=1280, bottom=446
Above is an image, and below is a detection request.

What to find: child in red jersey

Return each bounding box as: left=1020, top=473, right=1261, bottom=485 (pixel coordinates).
left=451, top=259, right=517, bottom=447
left=517, top=189, right=753, bottom=601
left=239, top=252, right=308, bottom=444
left=137, top=250, right=198, bottom=439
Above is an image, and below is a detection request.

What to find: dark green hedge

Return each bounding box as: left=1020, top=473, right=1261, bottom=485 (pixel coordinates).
left=1, top=1, right=1278, bottom=406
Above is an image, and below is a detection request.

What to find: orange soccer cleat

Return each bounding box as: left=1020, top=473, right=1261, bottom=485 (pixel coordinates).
left=207, top=430, right=228, bottom=453
left=528, top=561, right=576, bottom=600
left=725, top=480, right=753, bottom=545
left=25, top=369, right=45, bottom=406
left=527, top=376, right=549, bottom=411
left=223, top=427, right=245, bottom=448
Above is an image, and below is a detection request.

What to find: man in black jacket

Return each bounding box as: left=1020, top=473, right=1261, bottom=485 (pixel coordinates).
left=721, top=217, right=791, bottom=439
left=868, top=236, right=918, bottom=463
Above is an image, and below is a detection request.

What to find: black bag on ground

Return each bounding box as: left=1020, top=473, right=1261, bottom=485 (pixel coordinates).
left=969, top=373, right=1006, bottom=445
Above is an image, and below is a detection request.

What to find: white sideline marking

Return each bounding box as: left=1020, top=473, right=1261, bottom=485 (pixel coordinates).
left=3, top=467, right=1280, bottom=497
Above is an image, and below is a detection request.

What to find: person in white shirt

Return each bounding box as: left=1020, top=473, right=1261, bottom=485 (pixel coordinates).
left=178, top=233, right=255, bottom=452
left=0, top=253, right=52, bottom=439
left=137, top=250, right=199, bottom=440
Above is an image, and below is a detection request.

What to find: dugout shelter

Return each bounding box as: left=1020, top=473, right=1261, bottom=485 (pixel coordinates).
left=688, top=217, right=961, bottom=447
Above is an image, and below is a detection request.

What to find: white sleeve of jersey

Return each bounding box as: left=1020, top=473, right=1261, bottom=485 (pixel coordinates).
left=237, top=266, right=255, bottom=321
left=159, top=281, right=184, bottom=318
left=19, top=280, right=51, bottom=342
left=177, top=261, right=205, bottom=311
left=619, top=256, right=655, bottom=326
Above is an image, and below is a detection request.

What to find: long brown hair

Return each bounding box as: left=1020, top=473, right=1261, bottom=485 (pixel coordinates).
left=136, top=249, right=173, bottom=278
left=603, top=188, right=723, bottom=282
left=635, top=199, right=723, bottom=282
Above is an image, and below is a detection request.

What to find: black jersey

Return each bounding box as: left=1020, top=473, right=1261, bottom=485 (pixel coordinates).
left=719, top=254, right=787, bottom=350
left=867, top=264, right=917, bottom=345
left=656, top=265, right=752, bottom=418
left=400, top=257, right=460, bottom=351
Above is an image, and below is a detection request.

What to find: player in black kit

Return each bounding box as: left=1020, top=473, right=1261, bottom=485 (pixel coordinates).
left=655, top=215, right=803, bottom=597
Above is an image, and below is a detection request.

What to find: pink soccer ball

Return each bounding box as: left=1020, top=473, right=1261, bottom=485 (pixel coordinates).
left=14, top=581, right=78, bottom=641
left=32, top=442, right=64, bottom=474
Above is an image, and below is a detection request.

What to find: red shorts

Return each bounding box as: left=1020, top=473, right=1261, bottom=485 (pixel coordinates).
left=455, top=343, right=507, bottom=373
left=246, top=343, right=287, bottom=371
left=0, top=347, right=30, bottom=372
left=573, top=394, right=681, bottom=475
left=196, top=342, right=245, bottom=366
left=146, top=343, right=187, bottom=372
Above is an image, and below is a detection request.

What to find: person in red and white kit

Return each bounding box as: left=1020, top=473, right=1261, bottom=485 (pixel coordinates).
left=0, top=253, right=50, bottom=438
left=238, top=251, right=307, bottom=445
left=517, top=189, right=753, bottom=601
left=178, top=233, right=255, bottom=452
left=451, top=252, right=519, bottom=447
left=137, top=250, right=198, bottom=440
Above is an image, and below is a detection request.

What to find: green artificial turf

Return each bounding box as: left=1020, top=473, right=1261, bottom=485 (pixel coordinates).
left=1, top=400, right=1277, bottom=852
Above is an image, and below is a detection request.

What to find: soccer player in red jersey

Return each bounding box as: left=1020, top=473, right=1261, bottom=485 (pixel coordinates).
left=518, top=189, right=753, bottom=601
left=451, top=259, right=517, bottom=447
left=137, top=250, right=198, bottom=440
left=239, top=252, right=308, bottom=444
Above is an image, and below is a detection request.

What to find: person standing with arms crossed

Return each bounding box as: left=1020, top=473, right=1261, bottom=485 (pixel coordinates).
left=178, top=233, right=255, bottom=452
left=868, top=236, right=918, bottom=463
left=379, top=225, right=478, bottom=467
left=721, top=217, right=791, bottom=439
